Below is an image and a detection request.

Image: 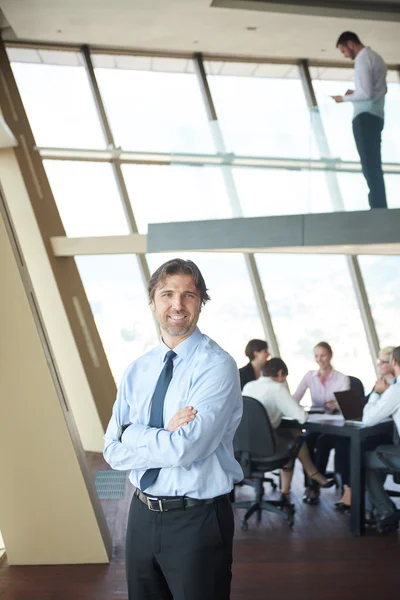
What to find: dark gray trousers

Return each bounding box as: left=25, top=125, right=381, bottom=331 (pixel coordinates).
left=365, top=444, right=400, bottom=519
left=125, top=493, right=234, bottom=600
left=352, top=112, right=387, bottom=209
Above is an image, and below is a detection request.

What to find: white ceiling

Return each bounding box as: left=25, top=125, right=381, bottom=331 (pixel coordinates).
left=1, top=0, right=400, bottom=62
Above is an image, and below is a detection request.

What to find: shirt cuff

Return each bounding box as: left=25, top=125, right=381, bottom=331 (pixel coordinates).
left=121, top=422, right=148, bottom=450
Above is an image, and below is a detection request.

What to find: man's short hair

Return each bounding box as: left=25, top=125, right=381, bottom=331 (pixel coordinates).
left=245, top=339, right=269, bottom=361
left=148, top=258, right=210, bottom=306
left=263, top=358, right=288, bottom=378
left=392, top=346, right=400, bottom=365
left=336, top=31, right=361, bottom=47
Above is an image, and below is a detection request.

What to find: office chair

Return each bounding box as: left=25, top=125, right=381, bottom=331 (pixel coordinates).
left=324, top=375, right=365, bottom=489
left=232, top=396, right=295, bottom=530
left=349, top=375, right=365, bottom=401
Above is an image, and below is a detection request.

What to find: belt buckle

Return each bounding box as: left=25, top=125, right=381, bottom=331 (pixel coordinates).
left=147, top=496, right=163, bottom=512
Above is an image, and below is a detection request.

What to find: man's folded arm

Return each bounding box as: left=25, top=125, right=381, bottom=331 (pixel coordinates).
left=121, top=358, right=242, bottom=470
left=103, top=372, right=160, bottom=471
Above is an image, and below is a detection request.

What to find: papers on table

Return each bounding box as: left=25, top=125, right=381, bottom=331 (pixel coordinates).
left=307, top=413, right=345, bottom=422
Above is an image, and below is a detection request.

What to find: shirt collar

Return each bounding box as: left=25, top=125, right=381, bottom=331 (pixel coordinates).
left=160, top=327, right=203, bottom=362
left=356, top=46, right=367, bottom=60
left=312, top=369, right=334, bottom=380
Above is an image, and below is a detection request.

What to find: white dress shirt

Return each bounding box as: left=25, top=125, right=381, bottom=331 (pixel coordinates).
left=243, top=376, right=306, bottom=429
left=343, top=47, right=387, bottom=120
left=363, top=376, right=400, bottom=434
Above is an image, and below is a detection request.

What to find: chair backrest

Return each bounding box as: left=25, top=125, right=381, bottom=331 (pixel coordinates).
left=394, top=426, right=399, bottom=446
left=348, top=375, right=365, bottom=400
left=234, top=396, right=277, bottom=461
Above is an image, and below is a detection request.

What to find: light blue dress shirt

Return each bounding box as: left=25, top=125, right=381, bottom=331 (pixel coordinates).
left=104, top=327, right=243, bottom=499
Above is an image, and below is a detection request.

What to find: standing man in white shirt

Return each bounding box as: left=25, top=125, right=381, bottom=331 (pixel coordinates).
left=332, top=31, right=387, bottom=209
left=363, top=346, right=400, bottom=533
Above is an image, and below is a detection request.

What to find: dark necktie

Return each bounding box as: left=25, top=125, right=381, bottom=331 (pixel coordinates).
left=140, top=350, right=176, bottom=491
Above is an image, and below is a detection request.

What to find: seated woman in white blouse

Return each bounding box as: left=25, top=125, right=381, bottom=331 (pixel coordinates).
left=243, top=358, right=334, bottom=505
left=293, top=342, right=350, bottom=504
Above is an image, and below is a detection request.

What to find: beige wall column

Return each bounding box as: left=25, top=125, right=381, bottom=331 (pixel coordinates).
left=0, top=39, right=116, bottom=446
left=0, top=189, right=111, bottom=564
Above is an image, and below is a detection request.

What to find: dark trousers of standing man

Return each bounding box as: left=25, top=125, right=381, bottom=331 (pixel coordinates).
left=125, top=492, right=234, bottom=600
left=352, top=112, right=387, bottom=209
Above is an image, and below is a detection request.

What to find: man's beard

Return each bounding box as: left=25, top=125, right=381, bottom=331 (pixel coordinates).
left=161, top=320, right=192, bottom=337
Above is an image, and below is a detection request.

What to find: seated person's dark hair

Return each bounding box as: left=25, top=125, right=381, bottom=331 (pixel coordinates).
left=336, top=31, right=361, bottom=47
left=392, top=346, right=400, bottom=364
left=263, top=357, right=288, bottom=378
left=245, top=339, right=268, bottom=361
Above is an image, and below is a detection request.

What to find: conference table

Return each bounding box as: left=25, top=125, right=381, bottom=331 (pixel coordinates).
left=281, top=415, right=394, bottom=536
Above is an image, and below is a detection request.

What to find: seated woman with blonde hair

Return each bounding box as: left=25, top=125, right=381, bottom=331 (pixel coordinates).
left=293, top=341, right=350, bottom=504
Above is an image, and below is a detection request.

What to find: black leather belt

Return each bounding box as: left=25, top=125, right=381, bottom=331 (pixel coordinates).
left=134, top=488, right=226, bottom=512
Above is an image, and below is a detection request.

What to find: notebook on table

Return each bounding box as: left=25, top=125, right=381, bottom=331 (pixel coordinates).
left=334, top=389, right=365, bottom=426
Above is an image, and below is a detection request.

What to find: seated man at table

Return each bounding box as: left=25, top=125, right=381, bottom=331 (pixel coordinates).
left=243, top=358, right=334, bottom=503
left=364, top=346, right=400, bottom=533
left=333, top=347, right=396, bottom=512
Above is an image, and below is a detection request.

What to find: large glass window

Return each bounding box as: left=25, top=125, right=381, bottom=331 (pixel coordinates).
left=122, top=164, right=233, bottom=233
left=94, top=55, right=214, bottom=153
left=358, top=255, right=400, bottom=349
left=10, top=50, right=106, bottom=149
left=75, top=255, right=158, bottom=383
left=8, top=44, right=397, bottom=397
left=147, top=252, right=265, bottom=367
left=44, top=161, right=130, bottom=237
left=205, top=61, right=316, bottom=159
left=255, top=254, right=376, bottom=394
left=334, top=172, right=400, bottom=211
left=232, top=168, right=333, bottom=216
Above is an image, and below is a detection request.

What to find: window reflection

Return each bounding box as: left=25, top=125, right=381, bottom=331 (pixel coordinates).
left=358, top=255, right=400, bottom=349
left=11, top=61, right=105, bottom=149
left=95, top=58, right=214, bottom=153
left=255, top=253, right=376, bottom=392
left=122, top=165, right=233, bottom=233
left=44, top=161, right=130, bottom=237
left=206, top=63, right=317, bottom=158
left=75, top=255, right=158, bottom=382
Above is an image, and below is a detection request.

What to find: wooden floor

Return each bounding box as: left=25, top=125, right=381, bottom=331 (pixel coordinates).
left=1, top=452, right=399, bottom=599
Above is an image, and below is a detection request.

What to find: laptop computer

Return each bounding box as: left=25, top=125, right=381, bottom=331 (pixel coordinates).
left=334, top=389, right=365, bottom=425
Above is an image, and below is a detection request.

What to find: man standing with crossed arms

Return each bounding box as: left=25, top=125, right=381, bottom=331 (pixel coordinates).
left=104, top=258, right=243, bottom=599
